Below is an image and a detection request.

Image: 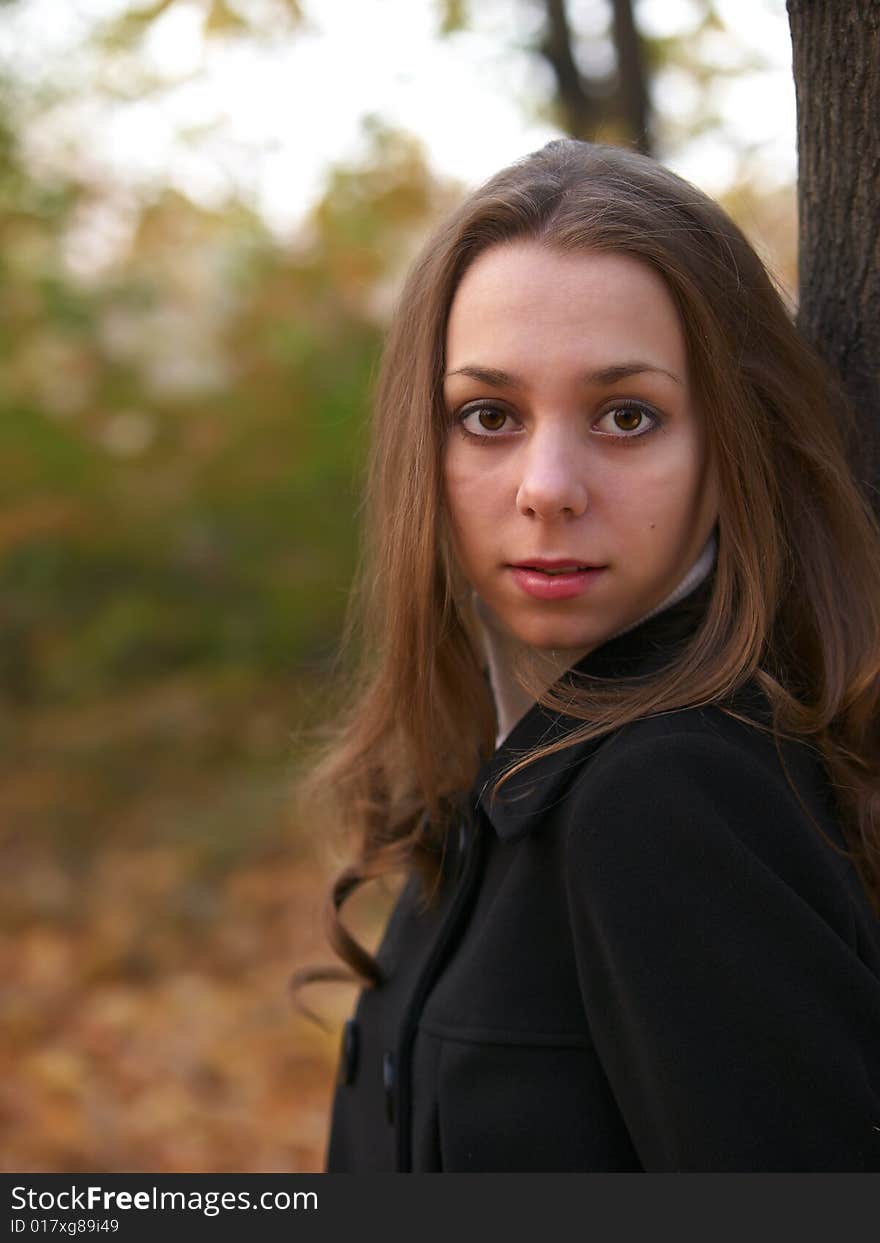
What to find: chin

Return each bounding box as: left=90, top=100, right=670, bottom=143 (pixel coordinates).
left=504, top=613, right=605, bottom=652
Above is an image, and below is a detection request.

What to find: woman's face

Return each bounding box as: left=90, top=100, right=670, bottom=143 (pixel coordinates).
left=442, top=241, right=720, bottom=654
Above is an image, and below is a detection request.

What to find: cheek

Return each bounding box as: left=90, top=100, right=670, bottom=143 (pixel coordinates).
left=604, top=439, right=706, bottom=521
left=443, top=446, right=508, bottom=532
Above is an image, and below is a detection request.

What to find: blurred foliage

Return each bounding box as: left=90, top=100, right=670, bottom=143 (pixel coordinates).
left=0, top=107, right=454, bottom=709
left=97, top=0, right=307, bottom=48
left=436, top=0, right=781, bottom=162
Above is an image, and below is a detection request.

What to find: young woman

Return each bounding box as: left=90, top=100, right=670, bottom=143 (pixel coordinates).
left=294, top=140, right=880, bottom=1172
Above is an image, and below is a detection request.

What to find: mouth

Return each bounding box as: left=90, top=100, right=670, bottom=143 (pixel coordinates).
left=507, top=562, right=607, bottom=601
left=510, top=561, right=605, bottom=575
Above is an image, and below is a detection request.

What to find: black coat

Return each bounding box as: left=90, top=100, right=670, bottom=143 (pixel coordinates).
left=324, top=580, right=880, bottom=1172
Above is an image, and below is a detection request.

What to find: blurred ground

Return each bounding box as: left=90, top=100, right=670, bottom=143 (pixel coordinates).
left=0, top=673, right=379, bottom=1173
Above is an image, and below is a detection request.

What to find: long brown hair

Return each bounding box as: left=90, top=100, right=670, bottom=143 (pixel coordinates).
left=293, top=139, right=880, bottom=1005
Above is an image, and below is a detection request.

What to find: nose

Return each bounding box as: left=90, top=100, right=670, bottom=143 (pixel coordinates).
left=515, top=425, right=589, bottom=520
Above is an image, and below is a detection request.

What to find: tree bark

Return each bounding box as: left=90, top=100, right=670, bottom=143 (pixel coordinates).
left=787, top=0, right=880, bottom=504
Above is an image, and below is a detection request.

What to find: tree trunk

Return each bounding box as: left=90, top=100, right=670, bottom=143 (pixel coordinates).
left=787, top=0, right=880, bottom=505
left=540, top=0, right=601, bottom=140
left=610, top=0, right=651, bottom=153
left=537, top=0, right=652, bottom=153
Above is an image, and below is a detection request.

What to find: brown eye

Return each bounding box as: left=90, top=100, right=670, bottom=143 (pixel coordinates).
left=594, top=402, right=659, bottom=440
left=613, top=407, right=644, bottom=432
left=458, top=403, right=517, bottom=438
left=477, top=407, right=507, bottom=431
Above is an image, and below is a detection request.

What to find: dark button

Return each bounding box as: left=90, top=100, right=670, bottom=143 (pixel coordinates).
left=337, top=1019, right=359, bottom=1085
left=382, top=1050, right=395, bottom=1124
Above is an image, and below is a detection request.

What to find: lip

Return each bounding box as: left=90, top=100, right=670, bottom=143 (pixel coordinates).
left=510, top=558, right=603, bottom=571
left=507, top=563, right=607, bottom=601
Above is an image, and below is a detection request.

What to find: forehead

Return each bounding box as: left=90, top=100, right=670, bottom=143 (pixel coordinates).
left=445, top=241, right=687, bottom=376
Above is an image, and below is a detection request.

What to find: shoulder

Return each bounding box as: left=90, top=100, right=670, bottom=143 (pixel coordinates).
left=563, top=696, right=859, bottom=930
left=571, top=694, right=834, bottom=835
left=574, top=691, right=794, bottom=784
left=559, top=705, right=880, bottom=1174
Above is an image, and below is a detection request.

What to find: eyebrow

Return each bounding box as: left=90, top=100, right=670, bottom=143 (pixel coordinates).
left=443, top=362, right=682, bottom=387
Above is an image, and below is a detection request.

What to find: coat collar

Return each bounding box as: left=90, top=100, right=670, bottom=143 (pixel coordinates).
left=469, top=573, right=716, bottom=843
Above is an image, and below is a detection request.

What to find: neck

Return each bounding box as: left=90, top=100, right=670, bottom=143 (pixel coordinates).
left=476, top=529, right=718, bottom=748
